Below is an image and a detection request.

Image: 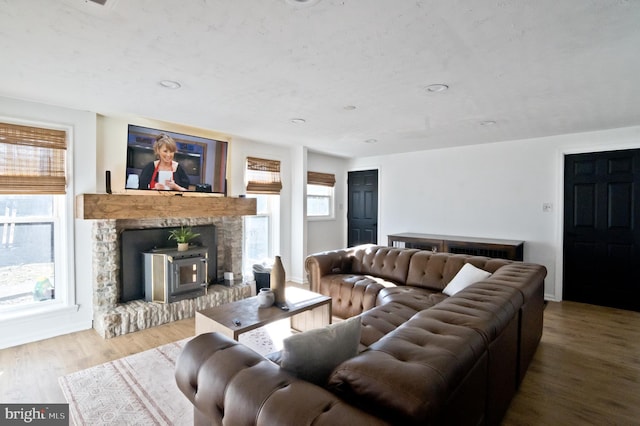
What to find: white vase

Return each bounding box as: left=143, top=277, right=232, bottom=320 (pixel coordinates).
left=257, top=288, right=275, bottom=308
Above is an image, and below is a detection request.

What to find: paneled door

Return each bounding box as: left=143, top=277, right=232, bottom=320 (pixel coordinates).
left=563, top=149, right=640, bottom=311
left=347, top=170, right=378, bottom=247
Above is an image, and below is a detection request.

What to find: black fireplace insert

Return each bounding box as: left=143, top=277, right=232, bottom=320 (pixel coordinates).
left=119, top=225, right=217, bottom=302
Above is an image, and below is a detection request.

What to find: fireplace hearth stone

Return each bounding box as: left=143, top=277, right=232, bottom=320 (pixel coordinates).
left=94, top=283, right=250, bottom=338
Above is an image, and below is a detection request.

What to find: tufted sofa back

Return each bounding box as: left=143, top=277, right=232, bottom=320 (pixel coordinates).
left=405, top=251, right=512, bottom=291
left=351, top=246, right=419, bottom=284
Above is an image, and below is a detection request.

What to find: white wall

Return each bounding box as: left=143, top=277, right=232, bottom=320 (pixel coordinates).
left=0, top=96, right=96, bottom=348
left=307, top=152, right=349, bottom=255
left=348, top=125, right=640, bottom=301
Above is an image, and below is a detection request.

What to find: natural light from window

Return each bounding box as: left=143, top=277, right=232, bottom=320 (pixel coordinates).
left=307, top=184, right=334, bottom=218
left=0, top=195, right=58, bottom=311
left=243, top=194, right=280, bottom=279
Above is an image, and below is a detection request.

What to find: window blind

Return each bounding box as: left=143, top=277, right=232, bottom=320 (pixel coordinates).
left=0, top=122, right=67, bottom=194
left=307, top=171, right=336, bottom=187
left=246, top=156, right=282, bottom=194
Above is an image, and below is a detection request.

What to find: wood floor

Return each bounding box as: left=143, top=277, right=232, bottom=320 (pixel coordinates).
left=1, top=300, right=639, bottom=425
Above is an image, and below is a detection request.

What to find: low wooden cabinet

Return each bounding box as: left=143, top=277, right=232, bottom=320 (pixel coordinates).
left=387, top=233, right=524, bottom=261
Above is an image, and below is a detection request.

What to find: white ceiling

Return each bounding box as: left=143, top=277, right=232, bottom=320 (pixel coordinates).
left=1, top=0, right=639, bottom=158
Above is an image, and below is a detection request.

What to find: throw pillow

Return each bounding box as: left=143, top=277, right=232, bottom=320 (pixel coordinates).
left=278, top=315, right=362, bottom=386
left=442, top=263, right=492, bottom=296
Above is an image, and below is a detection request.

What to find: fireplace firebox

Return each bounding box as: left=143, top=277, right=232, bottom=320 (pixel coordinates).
left=120, top=225, right=217, bottom=302
left=143, top=246, right=208, bottom=303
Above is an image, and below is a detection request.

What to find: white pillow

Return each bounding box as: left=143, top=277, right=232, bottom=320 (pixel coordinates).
left=442, top=263, right=492, bottom=296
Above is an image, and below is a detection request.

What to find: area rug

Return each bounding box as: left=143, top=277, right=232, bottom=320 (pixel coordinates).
left=59, top=322, right=289, bottom=426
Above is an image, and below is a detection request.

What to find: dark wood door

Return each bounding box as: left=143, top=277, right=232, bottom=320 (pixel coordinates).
left=348, top=170, right=378, bottom=247
left=563, top=149, right=640, bottom=311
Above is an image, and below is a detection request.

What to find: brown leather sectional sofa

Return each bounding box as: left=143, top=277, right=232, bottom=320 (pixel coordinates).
left=175, top=245, right=547, bottom=425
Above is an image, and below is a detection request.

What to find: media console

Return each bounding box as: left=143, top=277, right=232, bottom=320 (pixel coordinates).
left=387, top=232, right=524, bottom=261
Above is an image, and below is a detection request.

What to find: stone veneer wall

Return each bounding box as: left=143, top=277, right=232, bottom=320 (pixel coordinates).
left=92, top=216, right=249, bottom=338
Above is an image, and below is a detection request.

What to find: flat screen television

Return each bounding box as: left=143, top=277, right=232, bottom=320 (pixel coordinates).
left=125, top=124, right=228, bottom=194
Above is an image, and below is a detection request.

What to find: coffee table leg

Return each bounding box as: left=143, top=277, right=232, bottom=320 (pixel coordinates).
left=290, top=301, right=331, bottom=332
left=195, top=311, right=236, bottom=340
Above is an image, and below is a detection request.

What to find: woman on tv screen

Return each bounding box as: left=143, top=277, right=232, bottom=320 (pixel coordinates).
left=138, top=133, right=191, bottom=191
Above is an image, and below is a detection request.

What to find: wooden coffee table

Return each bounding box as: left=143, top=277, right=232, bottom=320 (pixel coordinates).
left=195, top=286, right=332, bottom=340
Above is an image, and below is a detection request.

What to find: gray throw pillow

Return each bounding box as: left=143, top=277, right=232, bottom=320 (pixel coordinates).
left=278, top=316, right=362, bottom=386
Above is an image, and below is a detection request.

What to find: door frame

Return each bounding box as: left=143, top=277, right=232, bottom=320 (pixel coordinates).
left=347, top=165, right=382, bottom=246
left=556, top=141, right=640, bottom=302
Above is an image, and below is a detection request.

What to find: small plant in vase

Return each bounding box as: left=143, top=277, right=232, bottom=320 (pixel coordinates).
left=168, top=226, right=200, bottom=251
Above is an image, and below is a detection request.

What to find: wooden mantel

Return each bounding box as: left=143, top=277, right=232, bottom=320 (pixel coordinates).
left=76, top=193, right=256, bottom=219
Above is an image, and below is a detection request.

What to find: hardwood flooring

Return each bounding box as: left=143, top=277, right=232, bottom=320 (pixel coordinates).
left=502, top=301, right=640, bottom=425
left=0, top=318, right=194, bottom=404
left=1, top=301, right=639, bottom=425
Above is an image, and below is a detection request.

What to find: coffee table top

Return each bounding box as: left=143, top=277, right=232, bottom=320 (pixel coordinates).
left=196, top=286, right=331, bottom=337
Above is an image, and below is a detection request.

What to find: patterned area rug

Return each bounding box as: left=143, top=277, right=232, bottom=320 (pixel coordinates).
left=59, top=321, right=290, bottom=426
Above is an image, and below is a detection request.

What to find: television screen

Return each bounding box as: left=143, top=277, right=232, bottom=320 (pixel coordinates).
left=125, top=124, right=227, bottom=193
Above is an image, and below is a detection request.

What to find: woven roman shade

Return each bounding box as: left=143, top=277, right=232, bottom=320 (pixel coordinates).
left=0, top=122, right=67, bottom=194
left=307, top=171, right=336, bottom=187
left=246, top=156, right=282, bottom=194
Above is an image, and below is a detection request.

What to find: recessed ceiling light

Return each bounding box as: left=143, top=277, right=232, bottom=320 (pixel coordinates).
left=343, top=105, right=357, bottom=110
left=284, top=0, right=321, bottom=6
left=158, top=80, right=181, bottom=89
left=425, top=84, right=449, bottom=93
left=480, top=120, right=497, bottom=126
left=290, top=118, right=306, bottom=124
left=364, top=139, right=378, bottom=144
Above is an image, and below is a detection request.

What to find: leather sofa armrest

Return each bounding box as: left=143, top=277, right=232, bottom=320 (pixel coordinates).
left=175, top=332, right=388, bottom=426
left=305, top=249, right=353, bottom=293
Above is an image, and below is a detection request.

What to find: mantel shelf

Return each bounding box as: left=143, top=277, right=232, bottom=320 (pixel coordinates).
left=76, top=193, right=256, bottom=220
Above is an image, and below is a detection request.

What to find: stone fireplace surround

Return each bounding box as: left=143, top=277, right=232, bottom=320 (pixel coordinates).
left=92, top=216, right=250, bottom=338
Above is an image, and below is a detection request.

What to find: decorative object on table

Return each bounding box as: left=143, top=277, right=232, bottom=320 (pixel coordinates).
left=257, top=288, right=275, bottom=308
left=168, top=226, right=200, bottom=251
left=270, top=255, right=286, bottom=306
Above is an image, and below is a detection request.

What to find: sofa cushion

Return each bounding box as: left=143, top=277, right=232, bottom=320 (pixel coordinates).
left=376, top=286, right=447, bottom=311
left=320, top=274, right=396, bottom=318
left=277, top=316, right=362, bottom=386
left=359, top=301, right=421, bottom=347
left=328, top=316, right=486, bottom=424
left=425, top=283, right=523, bottom=343
left=442, top=263, right=492, bottom=296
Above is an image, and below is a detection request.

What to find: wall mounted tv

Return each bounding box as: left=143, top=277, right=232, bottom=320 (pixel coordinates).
left=125, top=124, right=228, bottom=194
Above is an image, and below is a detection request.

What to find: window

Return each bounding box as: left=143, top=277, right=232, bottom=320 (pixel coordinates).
left=307, top=171, right=335, bottom=219
left=244, top=195, right=279, bottom=273
left=0, top=121, right=69, bottom=313
left=243, top=157, right=281, bottom=280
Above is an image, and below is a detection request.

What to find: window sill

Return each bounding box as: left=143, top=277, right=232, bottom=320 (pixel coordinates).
left=0, top=301, right=79, bottom=322
left=307, top=215, right=336, bottom=222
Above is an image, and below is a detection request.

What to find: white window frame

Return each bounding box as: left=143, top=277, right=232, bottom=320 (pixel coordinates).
left=243, top=194, right=280, bottom=279
left=0, top=119, right=74, bottom=319
left=306, top=183, right=335, bottom=220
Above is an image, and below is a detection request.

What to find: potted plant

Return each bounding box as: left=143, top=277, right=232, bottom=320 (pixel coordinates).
left=168, top=226, right=200, bottom=251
